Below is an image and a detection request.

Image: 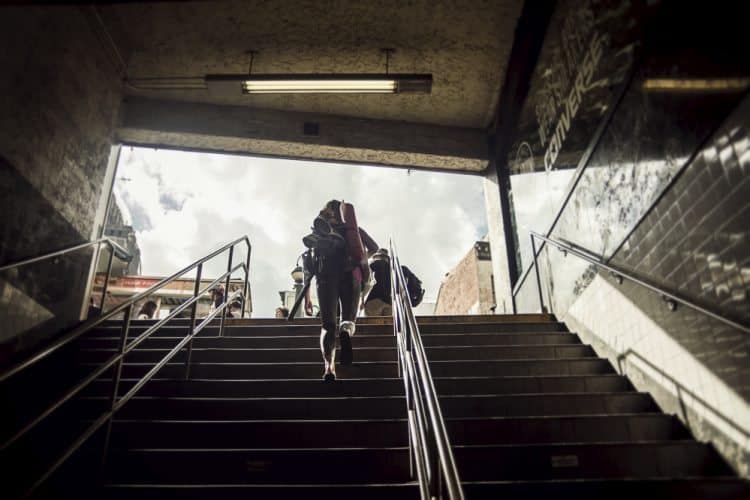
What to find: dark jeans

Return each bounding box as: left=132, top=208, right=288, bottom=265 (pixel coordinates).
left=316, top=258, right=360, bottom=362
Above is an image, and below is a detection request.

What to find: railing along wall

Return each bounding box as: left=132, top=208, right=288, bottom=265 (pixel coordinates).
left=0, top=236, right=251, bottom=496
left=389, top=239, right=464, bottom=500
left=0, top=237, right=132, bottom=319
left=513, top=230, right=749, bottom=335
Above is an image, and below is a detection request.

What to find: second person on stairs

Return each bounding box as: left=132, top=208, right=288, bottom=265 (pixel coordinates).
left=304, top=199, right=378, bottom=381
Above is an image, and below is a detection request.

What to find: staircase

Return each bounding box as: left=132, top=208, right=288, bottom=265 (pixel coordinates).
left=3, top=314, right=748, bottom=498
left=76, top=316, right=414, bottom=499
left=420, top=315, right=749, bottom=498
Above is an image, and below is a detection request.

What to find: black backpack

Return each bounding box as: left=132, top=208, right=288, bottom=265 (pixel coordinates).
left=401, top=266, right=425, bottom=307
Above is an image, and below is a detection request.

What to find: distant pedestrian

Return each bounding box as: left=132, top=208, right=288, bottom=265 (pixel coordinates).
left=87, top=297, right=102, bottom=319
left=210, top=285, right=225, bottom=309
left=275, top=307, right=289, bottom=319
left=137, top=300, right=157, bottom=320
left=227, top=301, right=242, bottom=318
left=364, top=248, right=424, bottom=316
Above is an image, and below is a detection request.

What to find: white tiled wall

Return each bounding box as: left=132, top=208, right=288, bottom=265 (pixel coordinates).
left=565, top=275, right=750, bottom=475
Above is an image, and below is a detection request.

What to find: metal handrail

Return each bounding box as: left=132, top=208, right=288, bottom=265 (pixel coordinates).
left=0, top=236, right=251, bottom=383
left=516, top=230, right=749, bottom=334
left=0, top=236, right=251, bottom=496
left=0, top=237, right=132, bottom=316
left=389, top=239, right=464, bottom=500
left=0, top=237, right=130, bottom=273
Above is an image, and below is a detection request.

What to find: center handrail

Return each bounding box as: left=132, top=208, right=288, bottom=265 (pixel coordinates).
left=0, top=236, right=251, bottom=497
left=389, top=239, right=464, bottom=500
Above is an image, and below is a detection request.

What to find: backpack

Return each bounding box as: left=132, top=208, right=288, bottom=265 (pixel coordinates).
left=401, top=266, right=425, bottom=307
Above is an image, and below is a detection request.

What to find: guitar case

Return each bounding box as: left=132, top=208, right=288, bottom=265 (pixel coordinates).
left=340, top=202, right=370, bottom=285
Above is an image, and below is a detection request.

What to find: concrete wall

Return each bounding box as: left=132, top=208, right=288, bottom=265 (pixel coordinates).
left=117, top=97, right=488, bottom=172
left=0, top=6, right=123, bottom=359
left=510, top=0, right=750, bottom=476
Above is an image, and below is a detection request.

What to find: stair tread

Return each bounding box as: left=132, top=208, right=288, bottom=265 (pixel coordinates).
left=82, top=343, right=585, bottom=350
left=454, top=439, right=701, bottom=448
left=87, top=357, right=602, bottom=365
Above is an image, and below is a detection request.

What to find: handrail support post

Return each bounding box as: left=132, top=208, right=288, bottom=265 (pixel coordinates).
left=241, top=242, right=251, bottom=318
left=530, top=234, right=546, bottom=314
left=101, top=304, right=132, bottom=468
left=219, top=246, right=234, bottom=337
left=185, top=263, right=203, bottom=380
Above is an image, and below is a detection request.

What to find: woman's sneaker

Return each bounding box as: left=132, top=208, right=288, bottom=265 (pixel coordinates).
left=338, top=321, right=355, bottom=365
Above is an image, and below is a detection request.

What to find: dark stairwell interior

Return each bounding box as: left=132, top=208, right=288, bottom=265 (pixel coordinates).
left=2, top=0, right=750, bottom=498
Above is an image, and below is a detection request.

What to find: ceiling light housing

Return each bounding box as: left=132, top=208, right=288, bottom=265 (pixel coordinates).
left=206, top=74, right=432, bottom=95
left=642, top=77, right=750, bottom=92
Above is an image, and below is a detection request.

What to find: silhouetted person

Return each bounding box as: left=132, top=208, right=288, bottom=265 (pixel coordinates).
left=364, top=248, right=424, bottom=316
left=275, top=307, right=289, bottom=319
left=304, top=200, right=378, bottom=381
left=210, top=285, right=225, bottom=310
left=227, top=301, right=242, bottom=318
left=87, top=297, right=102, bottom=319
left=137, top=300, right=157, bottom=320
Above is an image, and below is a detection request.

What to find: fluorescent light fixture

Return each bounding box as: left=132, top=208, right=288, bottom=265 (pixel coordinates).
left=243, top=79, right=397, bottom=93
left=643, top=78, right=750, bottom=92
left=206, top=74, right=432, bottom=95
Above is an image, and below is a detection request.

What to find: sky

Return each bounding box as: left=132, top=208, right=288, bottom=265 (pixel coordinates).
left=113, top=147, right=488, bottom=317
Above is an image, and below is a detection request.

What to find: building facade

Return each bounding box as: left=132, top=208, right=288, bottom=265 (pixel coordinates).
left=435, top=241, right=495, bottom=315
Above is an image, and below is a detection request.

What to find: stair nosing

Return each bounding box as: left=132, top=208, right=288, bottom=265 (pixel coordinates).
left=444, top=412, right=669, bottom=422
left=104, top=482, right=420, bottom=488
left=81, top=344, right=587, bottom=352
left=82, top=395, right=407, bottom=401
left=461, top=477, right=747, bottom=485
left=437, top=391, right=650, bottom=398
left=109, top=418, right=409, bottom=423
left=99, top=374, right=625, bottom=382
left=114, top=446, right=411, bottom=452
left=453, top=439, right=707, bottom=449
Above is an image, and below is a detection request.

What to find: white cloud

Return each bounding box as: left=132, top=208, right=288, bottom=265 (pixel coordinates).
left=116, top=147, right=487, bottom=316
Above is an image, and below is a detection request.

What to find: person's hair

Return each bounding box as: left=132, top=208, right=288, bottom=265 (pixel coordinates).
left=276, top=306, right=289, bottom=318
left=319, top=200, right=342, bottom=223
left=230, top=301, right=241, bottom=310
left=138, top=300, right=157, bottom=318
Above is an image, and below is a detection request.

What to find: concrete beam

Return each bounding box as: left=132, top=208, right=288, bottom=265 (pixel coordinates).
left=116, top=97, right=488, bottom=172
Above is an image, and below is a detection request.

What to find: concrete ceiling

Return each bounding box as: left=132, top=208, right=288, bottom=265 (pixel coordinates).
left=102, top=0, right=524, bottom=171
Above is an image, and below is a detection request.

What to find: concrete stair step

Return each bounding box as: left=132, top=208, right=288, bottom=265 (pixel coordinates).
left=445, top=414, right=688, bottom=444
left=76, top=344, right=593, bottom=364
left=91, top=319, right=565, bottom=338
left=87, top=378, right=406, bottom=398
left=104, top=447, right=411, bottom=484
left=438, top=392, right=657, bottom=418
left=86, top=357, right=613, bottom=380
left=78, top=331, right=581, bottom=349
left=92, top=361, right=400, bottom=379
left=461, top=478, right=750, bottom=499
left=108, top=419, right=408, bottom=448
left=453, top=441, right=734, bottom=480
left=434, top=374, right=632, bottom=395
left=79, top=392, right=653, bottom=420
left=79, top=395, right=407, bottom=419
left=77, top=347, right=399, bottom=364
left=101, top=483, right=420, bottom=500
left=99, top=313, right=555, bottom=329
left=85, top=374, right=630, bottom=398
left=106, top=413, right=685, bottom=449
left=429, top=358, right=615, bottom=377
